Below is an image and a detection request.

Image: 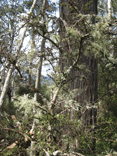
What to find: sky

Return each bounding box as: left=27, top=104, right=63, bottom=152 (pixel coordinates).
left=38, top=0, right=59, bottom=76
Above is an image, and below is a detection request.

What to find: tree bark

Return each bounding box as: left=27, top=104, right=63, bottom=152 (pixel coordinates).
left=30, top=38, right=45, bottom=156
left=108, top=0, right=111, bottom=17
left=1, top=63, right=6, bottom=91
left=34, top=38, right=45, bottom=101
left=0, top=64, right=14, bottom=109
left=30, top=1, right=46, bottom=155
left=59, top=0, right=98, bottom=153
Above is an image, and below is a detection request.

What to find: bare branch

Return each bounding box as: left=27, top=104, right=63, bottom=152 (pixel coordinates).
left=35, top=30, right=63, bottom=54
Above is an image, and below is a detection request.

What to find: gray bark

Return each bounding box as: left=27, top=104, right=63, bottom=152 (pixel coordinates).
left=108, top=0, right=111, bottom=17
left=34, top=38, right=45, bottom=101
left=0, top=64, right=14, bottom=108
left=1, top=63, right=6, bottom=91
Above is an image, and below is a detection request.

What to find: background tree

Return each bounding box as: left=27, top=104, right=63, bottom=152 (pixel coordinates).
left=0, top=0, right=37, bottom=109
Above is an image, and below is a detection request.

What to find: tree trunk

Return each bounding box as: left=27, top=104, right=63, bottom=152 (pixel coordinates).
left=28, top=62, right=32, bottom=86
left=34, top=38, right=45, bottom=101
left=0, top=64, right=14, bottom=109
left=30, top=38, right=45, bottom=156
left=1, top=63, right=6, bottom=91
left=0, top=26, right=26, bottom=109
left=108, top=0, right=111, bottom=17
left=7, top=87, right=12, bottom=104
left=59, top=0, right=97, bottom=153
left=0, top=0, right=37, bottom=111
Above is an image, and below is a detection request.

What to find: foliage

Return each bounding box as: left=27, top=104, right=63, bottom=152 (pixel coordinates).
left=0, top=0, right=117, bottom=156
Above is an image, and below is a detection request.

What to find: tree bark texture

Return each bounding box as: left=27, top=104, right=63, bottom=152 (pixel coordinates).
left=60, top=0, right=97, bottom=122
left=59, top=0, right=98, bottom=153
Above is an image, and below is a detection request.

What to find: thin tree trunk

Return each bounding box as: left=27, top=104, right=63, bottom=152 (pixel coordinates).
left=30, top=38, right=46, bottom=156
left=0, top=27, right=25, bottom=109
left=0, top=0, right=37, bottom=110
left=28, top=62, right=32, bottom=86
left=108, top=0, right=111, bottom=17
left=34, top=38, right=45, bottom=102
left=29, top=2, right=46, bottom=155
left=30, top=1, right=46, bottom=151
left=7, top=87, right=12, bottom=104
left=0, top=64, right=14, bottom=109
left=1, top=63, right=6, bottom=91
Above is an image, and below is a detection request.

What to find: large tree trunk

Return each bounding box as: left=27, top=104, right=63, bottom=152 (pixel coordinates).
left=59, top=0, right=98, bottom=153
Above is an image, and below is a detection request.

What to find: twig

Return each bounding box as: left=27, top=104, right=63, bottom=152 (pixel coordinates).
left=35, top=30, right=63, bottom=54
left=35, top=102, right=47, bottom=113
left=91, top=87, right=117, bottom=105
left=0, top=124, right=31, bottom=141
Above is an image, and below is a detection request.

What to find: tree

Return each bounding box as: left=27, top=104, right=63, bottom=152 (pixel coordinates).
left=108, top=0, right=112, bottom=16
left=59, top=0, right=98, bottom=154
left=0, top=0, right=24, bottom=106
left=29, top=1, right=46, bottom=155
left=0, top=0, right=37, bottom=110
